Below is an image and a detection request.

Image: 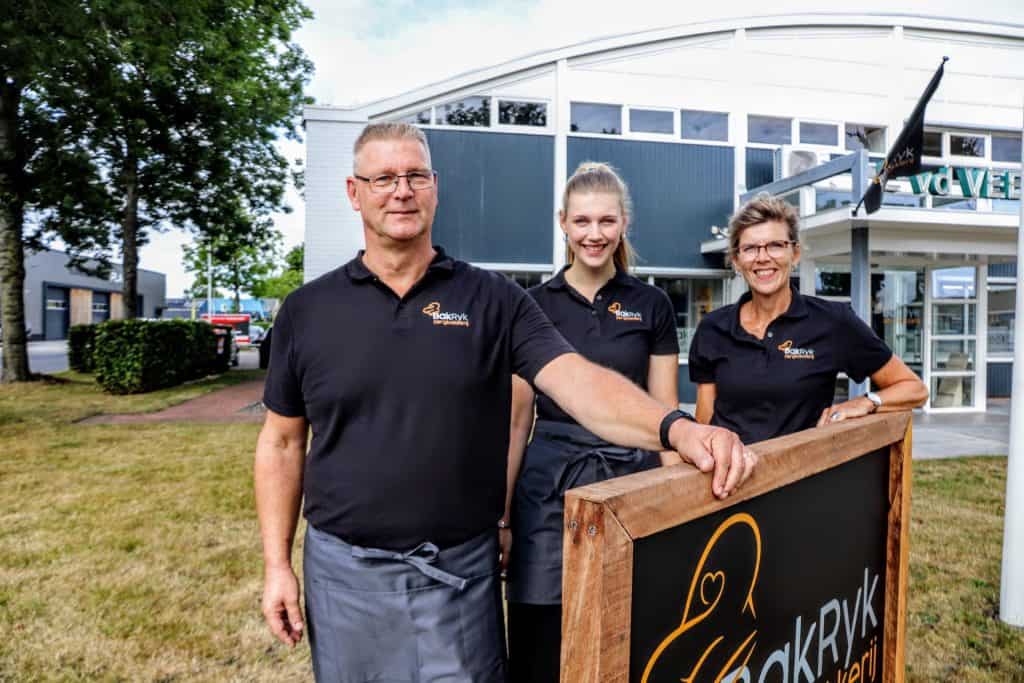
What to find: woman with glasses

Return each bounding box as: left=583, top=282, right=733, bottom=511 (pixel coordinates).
left=502, top=162, right=688, bottom=683
left=689, top=193, right=927, bottom=445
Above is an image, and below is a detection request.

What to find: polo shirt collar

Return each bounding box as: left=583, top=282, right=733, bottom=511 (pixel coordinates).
left=544, top=265, right=633, bottom=292
left=730, top=285, right=808, bottom=339
left=345, top=246, right=455, bottom=283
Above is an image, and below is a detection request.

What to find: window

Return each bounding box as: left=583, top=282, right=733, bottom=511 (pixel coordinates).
left=923, top=131, right=943, bottom=157
left=989, top=284, right=1015, bottom=356
left=681, top=110, right=728, bottom=141
left=993, top=135, right=1022, bottom=163
left=950, top=134, right=985, bottom=158
left=438, top=96, right=490, bottom=127
left=498, top=100, right=547, bottom=127
left=92, top=302, right=109, bottom=312
left=46, top=300, right=68, bottom=310
left=570, top=103, right=621, bottom=135
left=748, top=115, right=791, bottom=145
left=629, top=108, right=673, bottom=135
left=400, top=109, right=431, bottom=125
left=505, top=272, right=546, bottom=289
left=799, top=122, right=838, bottom=146
left=653, top=278, right=725, bottom=354
left=845, top=124, right=886, bottom=153
left=931, top=267, right=976, bottom=299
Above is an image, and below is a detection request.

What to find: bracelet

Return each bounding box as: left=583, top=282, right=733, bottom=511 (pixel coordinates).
left=659, top=409, right=695, bottom=450
left=498, top=519, right=510, bottom=530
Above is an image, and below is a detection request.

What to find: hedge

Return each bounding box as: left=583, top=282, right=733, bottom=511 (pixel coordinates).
left=93, top=319, right=231, bottom=394
left=68, top=324, right=98, bottom=373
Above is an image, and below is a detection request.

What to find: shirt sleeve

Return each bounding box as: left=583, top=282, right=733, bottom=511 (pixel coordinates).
left=508, top=282, right=575, bottom=385
left=651, top=288, right=681, bottom=356
left=688, top=319, right=716, bottom=384
left=262, top=301, right=306, bottom=418
left=839, top=304, right=893, bottom=383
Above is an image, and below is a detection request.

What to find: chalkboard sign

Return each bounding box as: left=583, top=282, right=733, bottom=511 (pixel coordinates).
left=561, top=413, right=912, bottom=683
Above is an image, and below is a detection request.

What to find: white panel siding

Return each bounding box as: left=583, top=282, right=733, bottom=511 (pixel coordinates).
left=304, top=118, right=367, bottom=282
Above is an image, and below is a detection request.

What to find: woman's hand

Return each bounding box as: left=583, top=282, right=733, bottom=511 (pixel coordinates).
left=816, top=396, right=874, bottom=427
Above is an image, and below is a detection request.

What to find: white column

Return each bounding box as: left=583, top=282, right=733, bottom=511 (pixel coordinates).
left=999, top=105, right=1024, bottom=626
left=922, top=264, right=934, bottom=412
left=976, top=261, right=988, bottom=410
left=799, top=256, right=816, bottom=296
left=552, top=59, right=570, bottom=273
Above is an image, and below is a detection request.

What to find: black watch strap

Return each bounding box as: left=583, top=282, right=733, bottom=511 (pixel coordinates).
left=659, top=409, right=695, bottom=450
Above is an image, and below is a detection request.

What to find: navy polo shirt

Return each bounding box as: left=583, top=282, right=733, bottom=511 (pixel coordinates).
left=689, top=287, right=892, bottom=445
left=529, top=267, right=680, bottom=424
left=263, top=247, right=574, bottom=550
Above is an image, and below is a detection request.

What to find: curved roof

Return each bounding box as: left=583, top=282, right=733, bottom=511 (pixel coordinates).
left=305, top=12, right=1024, bottom=122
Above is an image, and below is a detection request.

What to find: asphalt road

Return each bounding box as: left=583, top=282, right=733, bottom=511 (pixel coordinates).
left=0, top=341, right=70, bottom=374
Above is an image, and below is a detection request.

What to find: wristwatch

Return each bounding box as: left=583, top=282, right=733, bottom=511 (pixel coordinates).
left=865, top=391, right=883, bottom=413
left=659, top=409, right=696, bottom=450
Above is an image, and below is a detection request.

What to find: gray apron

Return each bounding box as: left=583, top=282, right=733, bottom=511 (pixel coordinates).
left=506, top=420, right=659, bottom=605
left=304, top=525, right=507, bottom=683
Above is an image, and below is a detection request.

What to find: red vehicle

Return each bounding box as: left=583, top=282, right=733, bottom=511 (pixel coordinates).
left=201, top=312, right=251, bottom=344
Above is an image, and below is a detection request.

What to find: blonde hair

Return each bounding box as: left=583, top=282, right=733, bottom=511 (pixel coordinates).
left=727, top=192, right=800, bottom=259
left=353, top=122, right=431, bottom=173
left=562, top=161, right=636, bottom=271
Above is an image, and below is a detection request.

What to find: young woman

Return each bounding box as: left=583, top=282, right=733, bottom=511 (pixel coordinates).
left=689, top=193, right=928, bottom=444
left=502, top=162, right=683, bottom=682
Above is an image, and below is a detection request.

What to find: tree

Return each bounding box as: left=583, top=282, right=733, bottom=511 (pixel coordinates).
left=251, top=243, right=303, bottom=304
left=50, top=0, right=313, bottom=320
left=1, top=1, right=115, bottom=381
left=184, top=227, right=282, bottom=312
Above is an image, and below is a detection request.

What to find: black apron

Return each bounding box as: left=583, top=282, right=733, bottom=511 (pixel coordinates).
left=506, top=420, right=659, bottom=605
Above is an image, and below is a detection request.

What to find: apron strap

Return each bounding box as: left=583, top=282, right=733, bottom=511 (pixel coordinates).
left=555, top=447, right=649, bottom=495
left=349, top=541, right=470, bottom=591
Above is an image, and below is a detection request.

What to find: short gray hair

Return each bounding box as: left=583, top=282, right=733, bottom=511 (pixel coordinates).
left=352, top=122, right=431, bottom=173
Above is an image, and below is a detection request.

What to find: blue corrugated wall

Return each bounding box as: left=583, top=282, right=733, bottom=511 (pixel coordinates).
left=745, top=148, right=775, bottom=191
left=567, top=138, right=733, bottom=269
left=988, top=362, right=1012, bottom=398
left=424, top=130, right=554, bottom=264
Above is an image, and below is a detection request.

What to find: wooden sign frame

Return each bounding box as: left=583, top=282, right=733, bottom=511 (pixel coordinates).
left=561, top=412, right=913, bottom=683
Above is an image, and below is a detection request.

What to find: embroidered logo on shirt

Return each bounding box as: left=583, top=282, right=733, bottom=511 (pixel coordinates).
left=608, top=301, right=643, bottom=322
left=422, top=301, right=470, bottom=327
left=778, top=339, right=815, bottom=360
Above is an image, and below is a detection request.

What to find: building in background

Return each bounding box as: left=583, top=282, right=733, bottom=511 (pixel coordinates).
left=0, top=247, right=166, bottom=341
left=303, top=13, right=1023, bottom=411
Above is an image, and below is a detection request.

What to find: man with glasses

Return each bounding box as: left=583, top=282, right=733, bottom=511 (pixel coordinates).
left=254, top=122, right=757, bottom=682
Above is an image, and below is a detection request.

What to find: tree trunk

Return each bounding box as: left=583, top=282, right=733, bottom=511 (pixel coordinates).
left=121, top=148, right=139, bottom=319
left=0, top=82, right=32, bottom=382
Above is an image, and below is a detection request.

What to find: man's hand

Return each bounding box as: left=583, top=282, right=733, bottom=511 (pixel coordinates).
left=262, top=565, right=304, bottom=647
left=669, top=420, right=757, bottom=499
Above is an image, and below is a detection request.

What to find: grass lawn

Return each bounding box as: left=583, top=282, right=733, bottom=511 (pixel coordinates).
left=1, top=375, right=1023, bottom=680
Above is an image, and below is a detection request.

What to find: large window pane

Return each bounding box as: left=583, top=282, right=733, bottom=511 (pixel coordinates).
left=748, top=115, right=792, bottom=144
left=629, top=109, right=674, bottom=134
left=932, top=303, right=968, bottom=335
left=931, top=267, right=976, bottom=299
left=931, top=339, right=975, bottom=371
left=799, top=122, right=838, bottom=146
left=570, top=102, right=621, bottom=135
left=815, top=265, right=851, bottom=297
left=923, top=131, right=943, bottom=157
left=681, top=110, right=728, bottom=141
left=498, top=101, right=547, bottom=127
left=845, top=124, right=886, bottom=153
left=654, top=278, right=724, bottom=354
left=400, top=109, right=431, bottom=125
left=989, top=285, right=1015, bottom=355
left=993, top=135, right=1022, bottom=163
left=439, top=96, right=490, bottom=127
left=951, top=134, right=985, bottom=157
left=871, top=270, right=924, bottom=374
left=931, top=375, right=974, bottom=408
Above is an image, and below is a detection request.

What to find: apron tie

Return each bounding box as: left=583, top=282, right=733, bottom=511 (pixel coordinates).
left=350, top=541, right=469, bottom=591
left=555, top=445, right=650, bottom=495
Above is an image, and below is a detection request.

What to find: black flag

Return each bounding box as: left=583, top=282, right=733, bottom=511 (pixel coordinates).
left=854, top=57, right=948, bottom=215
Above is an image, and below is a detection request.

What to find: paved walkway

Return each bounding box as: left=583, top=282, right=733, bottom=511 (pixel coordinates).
left=81, top=379, right=266, bottom=425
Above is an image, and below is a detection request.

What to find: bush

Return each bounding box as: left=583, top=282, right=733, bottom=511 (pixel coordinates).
left=68, top=324, right=98, bottom=373
left=93, top=320, right=227, bottom=394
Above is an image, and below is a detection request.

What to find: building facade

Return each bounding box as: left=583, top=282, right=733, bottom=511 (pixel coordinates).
left=303, top=13, right=1024, bottom=411
left=7, top=248, right=167, bottom=340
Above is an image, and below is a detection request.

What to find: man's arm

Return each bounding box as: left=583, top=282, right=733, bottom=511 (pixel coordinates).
left=254, top=409, right=309, bottom=647
left=533, top=353, right=756, bottom=498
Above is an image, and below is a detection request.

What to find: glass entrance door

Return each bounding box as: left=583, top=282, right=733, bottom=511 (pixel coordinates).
left=929, top=267, right=978, bottom=409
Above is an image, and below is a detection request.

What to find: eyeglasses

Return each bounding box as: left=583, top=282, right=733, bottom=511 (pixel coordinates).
left=354, top=171, right=437, bottom=194
left=734, top=240, right=797, bottom=261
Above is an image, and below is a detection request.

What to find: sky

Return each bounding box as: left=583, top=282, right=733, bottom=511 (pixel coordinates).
left=140, top=0, right=1024, bottom=297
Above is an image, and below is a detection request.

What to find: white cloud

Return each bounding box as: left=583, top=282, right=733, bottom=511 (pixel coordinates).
left=143, top=0, right=1024, bottom=296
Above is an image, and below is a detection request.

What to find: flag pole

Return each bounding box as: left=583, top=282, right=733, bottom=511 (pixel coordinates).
left=1000, top=96, right=1024, bottom=628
